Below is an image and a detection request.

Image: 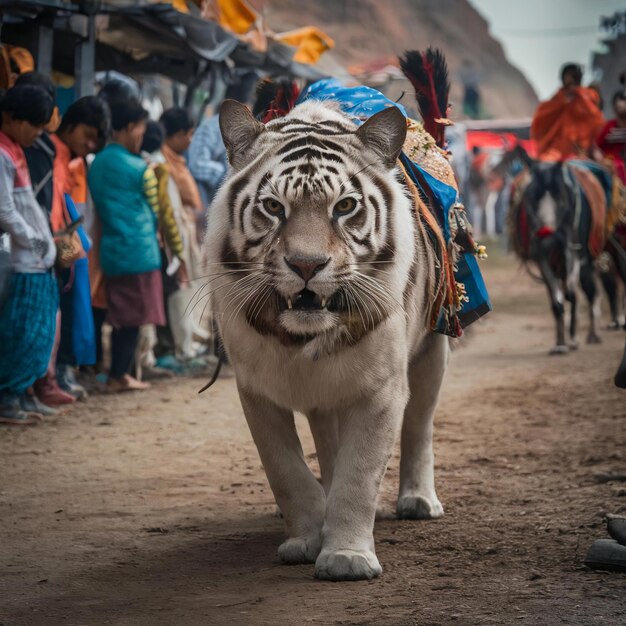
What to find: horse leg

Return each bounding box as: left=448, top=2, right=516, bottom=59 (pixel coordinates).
left=616, top=334, right=626, bottom=389
left=598, top=261, right=620, bottom=330
left=485, top=190, right=497, bottom=237
left=565, top=257, right=579, bottom=349
left=472, top=189, right=484, bottom=238
left=580, top=260, right=602, bottom=344
left=564, top=290, right=578, bottom=349
left=539, top=259, right=568, bottom=354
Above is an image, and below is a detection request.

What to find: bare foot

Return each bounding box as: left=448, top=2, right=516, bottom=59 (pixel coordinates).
left=107, top=374, right=151, bottom=393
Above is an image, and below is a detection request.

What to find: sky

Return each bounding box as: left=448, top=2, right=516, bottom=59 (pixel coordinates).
left=469, top=0, right=625, bottom=99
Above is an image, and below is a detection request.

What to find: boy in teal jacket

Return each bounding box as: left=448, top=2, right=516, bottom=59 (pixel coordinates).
left=89, top=97, right=165, bottom=392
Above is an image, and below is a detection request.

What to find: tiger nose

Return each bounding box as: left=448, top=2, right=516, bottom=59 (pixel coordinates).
left=284, top=255, right=330, bottom=282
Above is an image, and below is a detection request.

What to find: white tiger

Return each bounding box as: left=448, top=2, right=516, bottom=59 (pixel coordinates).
left=205, top=99, right=448, bottom=581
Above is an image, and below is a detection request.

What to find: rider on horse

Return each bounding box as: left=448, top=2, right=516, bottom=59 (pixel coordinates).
left=531, top=63, right=604, bottom=162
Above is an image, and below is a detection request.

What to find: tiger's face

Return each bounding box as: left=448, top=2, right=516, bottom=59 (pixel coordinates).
left=212, top=100, right=409, bottom=343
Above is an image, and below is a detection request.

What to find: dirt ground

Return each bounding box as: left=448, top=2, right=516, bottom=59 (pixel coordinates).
left=1, top=249, right=625, bottom=626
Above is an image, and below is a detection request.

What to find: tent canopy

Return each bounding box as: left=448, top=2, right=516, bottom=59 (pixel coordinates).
left=0, top=1, right=324, bottom=87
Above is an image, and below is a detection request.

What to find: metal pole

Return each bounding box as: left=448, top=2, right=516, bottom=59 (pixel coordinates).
left=36, top=24, right=53, bottom=76
left=74, top=12, right=95, bottom=97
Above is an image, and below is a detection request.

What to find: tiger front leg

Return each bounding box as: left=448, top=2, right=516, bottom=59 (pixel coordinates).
left=237, top=384, right=326, bottom=564
left=315, top=386, right=407, bottom=581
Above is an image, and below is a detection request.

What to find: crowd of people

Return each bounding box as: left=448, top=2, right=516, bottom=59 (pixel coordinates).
left=0, top=72, right=228, bottom=425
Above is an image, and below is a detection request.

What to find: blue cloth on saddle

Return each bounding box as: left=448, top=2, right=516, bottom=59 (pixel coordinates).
left=299, top=78, right=408, bottom=122
left=568, top=159, right=612, bottom=208
left=400, top=154, right=492, bottom=332
left=400, top=154, right=457, bottom=242
left=0, top=271, right=58, bottom=393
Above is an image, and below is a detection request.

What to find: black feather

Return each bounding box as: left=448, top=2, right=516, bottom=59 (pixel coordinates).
left=399, top=48, right=450, bottom=146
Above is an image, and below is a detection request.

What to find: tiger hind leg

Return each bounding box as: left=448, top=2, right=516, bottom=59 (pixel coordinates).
left=397, top=333, right=448, bottom=520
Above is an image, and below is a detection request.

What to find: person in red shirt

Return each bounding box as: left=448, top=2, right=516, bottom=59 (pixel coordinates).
left=596, top=91, right=626, bottom=185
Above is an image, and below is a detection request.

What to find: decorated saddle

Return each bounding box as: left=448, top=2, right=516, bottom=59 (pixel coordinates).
left=298, top=73, right=491, bottom=337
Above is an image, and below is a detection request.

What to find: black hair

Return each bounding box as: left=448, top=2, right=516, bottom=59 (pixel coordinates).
left=58, top=95, right=111, bottom=140
left=160, top=106, right=193, bottom=137
left=560, top=63, right=582, bottom=85
left=108, top=98, right=148, bottom=132
left=14, top=71, right=55, bottom=101
left=98, top=79, right=139, bottom=104
left=612, top=90, right=626, bottom=106
left=9, top=57, right=20, bottom=76
left=0, top=83, right=54, bottom=126
left=141, top=120, right=164, bottom=153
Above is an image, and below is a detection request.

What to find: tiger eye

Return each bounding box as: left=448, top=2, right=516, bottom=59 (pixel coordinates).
left=334, top=198, right=357, bottom=215
left=263, top=198, right=285, bottom=216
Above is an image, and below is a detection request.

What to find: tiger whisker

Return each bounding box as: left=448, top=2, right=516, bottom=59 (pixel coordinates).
left=186, top=271, right=264, bottom=318
left=353, top=271, right=406, bottom=316
left=341, top=282, right=365, bottom=330
left=245, top=285, right=266, bottom=323
left=352, top=282, right=386, bottom=325
left=250, top=284, right=274, bottom=324
left=345, top=282, right=374, bottom=330
left=189, top=272, right=264, bottom=321
left=222, top=279, right=268, bottom=331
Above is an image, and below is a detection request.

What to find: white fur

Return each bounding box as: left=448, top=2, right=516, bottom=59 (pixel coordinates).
left=205, top=102, right=448, bottom=581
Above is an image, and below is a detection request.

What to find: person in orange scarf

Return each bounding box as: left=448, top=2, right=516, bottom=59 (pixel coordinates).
left=160, top=108, right=203, bottom=215
left=160, top=107, right=208, bottom=250
left=531, top=63, right=605, bottom=161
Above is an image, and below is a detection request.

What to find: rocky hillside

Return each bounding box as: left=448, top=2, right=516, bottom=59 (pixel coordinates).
left=254, top=0, right=538, bottom=119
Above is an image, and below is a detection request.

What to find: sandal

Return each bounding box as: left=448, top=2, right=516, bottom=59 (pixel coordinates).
left=0, top=408, right=43, bottom=425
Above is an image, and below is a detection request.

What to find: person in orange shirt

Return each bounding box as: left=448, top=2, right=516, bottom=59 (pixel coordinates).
left=531, top=63, right=605, bottom=161
left=51, top=97, right=110, bottom=399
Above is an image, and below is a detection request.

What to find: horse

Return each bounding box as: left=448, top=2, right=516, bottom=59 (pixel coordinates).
left=504, top=146, right=605, bottom=354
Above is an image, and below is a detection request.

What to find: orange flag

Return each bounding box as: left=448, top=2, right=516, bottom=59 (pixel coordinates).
left=214, top=0, right=259, bottom=35
left=275, top=26, right=334, bottom=64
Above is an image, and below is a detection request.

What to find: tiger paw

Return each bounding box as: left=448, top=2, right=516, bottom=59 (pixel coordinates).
left=278, top=535, right=321, bottom=564
left=315, top=548, right=382, bottom=581
left=396, top=494, right=444, bottom=520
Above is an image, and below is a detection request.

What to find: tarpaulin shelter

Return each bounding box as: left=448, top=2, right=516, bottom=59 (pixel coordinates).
left=0, top=0, right=324, bottom=100
left=463, top=119, right=537, bottom=158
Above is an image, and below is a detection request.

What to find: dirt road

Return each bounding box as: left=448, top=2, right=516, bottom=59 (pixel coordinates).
left=1, top=251, right=625, bottom=626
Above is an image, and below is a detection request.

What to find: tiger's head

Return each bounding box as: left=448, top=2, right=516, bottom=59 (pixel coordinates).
left=208, top=99, right=414, bottom=346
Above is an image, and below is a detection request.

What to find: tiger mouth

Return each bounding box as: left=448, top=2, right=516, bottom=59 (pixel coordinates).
left=279, top=288, right=343, bottom=313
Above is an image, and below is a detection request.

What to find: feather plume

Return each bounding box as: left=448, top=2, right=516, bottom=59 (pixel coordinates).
left=253, top=79, right=300, bottom=123
left=399, top=48, right=451, bottom=147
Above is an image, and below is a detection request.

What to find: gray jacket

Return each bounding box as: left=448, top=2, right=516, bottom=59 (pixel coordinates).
left=0, top=147, right=56, bottom=273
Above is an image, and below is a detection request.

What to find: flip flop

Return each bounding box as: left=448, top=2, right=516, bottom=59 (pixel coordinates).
left=0, top=411, right=42, bottom=425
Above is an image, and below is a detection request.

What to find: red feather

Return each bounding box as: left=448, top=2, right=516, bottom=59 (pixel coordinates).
left=399, top=48, right=450, bottom=148
left=262, top=82, right=300, bottom=123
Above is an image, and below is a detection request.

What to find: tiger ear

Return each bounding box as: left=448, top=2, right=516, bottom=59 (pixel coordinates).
left=219, top=99, right=265, bottom=170
left=356, top=106, right=407, bottom=168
